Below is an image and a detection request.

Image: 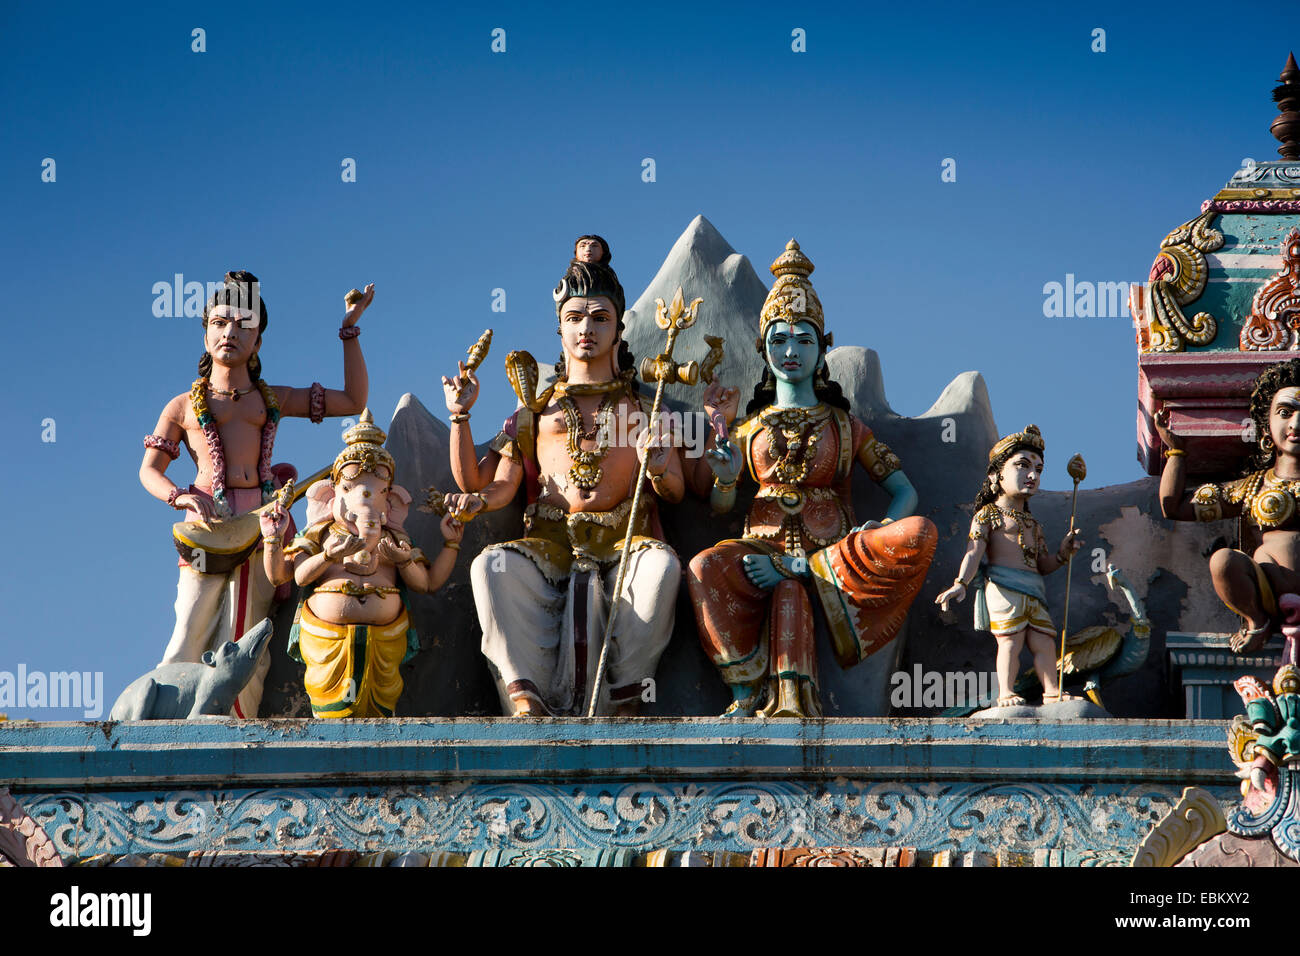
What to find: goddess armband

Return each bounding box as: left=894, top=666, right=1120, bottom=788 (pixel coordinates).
left=1192, top=483, right=1224, bottom=522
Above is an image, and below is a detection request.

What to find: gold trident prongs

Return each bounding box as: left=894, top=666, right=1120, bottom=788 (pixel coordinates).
left=641, top=287, right=705, bottom=386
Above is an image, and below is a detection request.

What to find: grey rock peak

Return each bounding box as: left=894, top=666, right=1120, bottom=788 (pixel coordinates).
left=622, top=215, right=770, bottom=410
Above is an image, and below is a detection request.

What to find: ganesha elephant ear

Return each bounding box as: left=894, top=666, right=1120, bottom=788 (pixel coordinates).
left=305, top=481, right=336, bottom=526
left=386, top=484, right=412, bottom=532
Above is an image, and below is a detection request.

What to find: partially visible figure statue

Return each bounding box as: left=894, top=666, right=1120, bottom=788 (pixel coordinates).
left=688, top=240, right=938, bottom=718
left=935, top=425, right=1083, bottom=708
left=139, top=271, right=373, bottom=717
left=259, top=410, right=463, bottom=718
left=442, top=238, right=682, bottom=716
left=1155, top=358, right=1300, bottom=660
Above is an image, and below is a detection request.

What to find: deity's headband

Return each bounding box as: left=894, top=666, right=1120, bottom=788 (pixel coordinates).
left=989, top=424, right=1046, bottom=465
left=553, top=260, right=626, bottom=319
left=332, top=408, right=395, bottom=484
left=758, top=239, right=825, bottom=342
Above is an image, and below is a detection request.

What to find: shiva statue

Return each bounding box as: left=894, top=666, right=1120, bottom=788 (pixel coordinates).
left=441, top=237, right=682, bottom=716
left=140, top=271, right=373, bottom=717
left=687, top=239, right=938, bottom=718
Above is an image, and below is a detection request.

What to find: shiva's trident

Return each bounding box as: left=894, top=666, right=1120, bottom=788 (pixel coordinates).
left=586, top=287, right=706, bottom=716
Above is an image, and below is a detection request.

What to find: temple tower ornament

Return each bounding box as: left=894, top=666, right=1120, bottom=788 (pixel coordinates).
left=1272, top=51, right=1299, bottom=161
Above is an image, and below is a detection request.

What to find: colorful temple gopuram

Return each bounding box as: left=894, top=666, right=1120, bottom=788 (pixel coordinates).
left=5, top=56, right=1300, bottom=872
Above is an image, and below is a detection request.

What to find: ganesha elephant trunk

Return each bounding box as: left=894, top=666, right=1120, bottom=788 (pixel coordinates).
left=346, top=507, right=386, bottom=552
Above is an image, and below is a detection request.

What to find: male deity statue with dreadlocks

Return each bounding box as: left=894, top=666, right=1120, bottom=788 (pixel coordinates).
left=140, top=271, right=374, bottom=717
left=442, top=236, right=683, bottom=716
left=1155, top=357, right=1300, bottom=661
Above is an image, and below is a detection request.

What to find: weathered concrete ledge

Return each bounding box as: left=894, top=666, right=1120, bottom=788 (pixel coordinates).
left=0, top=718, right=1229, bottom=789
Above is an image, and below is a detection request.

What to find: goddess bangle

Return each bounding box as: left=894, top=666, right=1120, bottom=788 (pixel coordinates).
left=263, top=535, right=281, bottom=545
left=714, top=477, right=737, bottom=493
left=953, top=577, right=968, bottom=588
left=445, top=541, right=461, bottom=551
left=339, top=326, right=361, bottom=340
left=167, top=486, right=188, bottom=509
left=450, top=412, right=470, bottom=423
left=1164, top=448, right=1186, bottom=458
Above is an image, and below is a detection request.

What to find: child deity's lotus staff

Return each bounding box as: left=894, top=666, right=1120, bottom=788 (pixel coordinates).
left=586, top=287, right=705, bottom=715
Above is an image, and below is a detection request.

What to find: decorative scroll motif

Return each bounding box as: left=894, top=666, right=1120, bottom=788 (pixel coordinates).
left=1139, top=209, right=1224, bottom=353
left=0, top=787, right=62, bottom=867
left=1240, top=228, right=1300, bottom=350
left=1205, top=199, right=1300, bottom=214
left=1177, top=830, right=1300, bottom=866
left=1130, top=787, right=1227, bottom=867
left=20, top=780, right=1217, bottom=866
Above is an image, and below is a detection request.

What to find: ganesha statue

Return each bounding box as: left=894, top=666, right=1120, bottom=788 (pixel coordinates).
left=261, top=409, right=463, bottom=717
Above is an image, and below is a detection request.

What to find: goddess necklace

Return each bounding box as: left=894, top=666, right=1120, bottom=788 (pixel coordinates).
left=760, top=404, right=828, bottom=485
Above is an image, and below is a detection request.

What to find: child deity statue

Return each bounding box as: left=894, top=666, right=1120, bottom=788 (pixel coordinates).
left=139, top=271, right=373, bottom=717
left=934, top=425, right=1083, bottom=708
left=687, top=240, right=938, bottom=718
left=1155, top=358, right=1300, bottom=660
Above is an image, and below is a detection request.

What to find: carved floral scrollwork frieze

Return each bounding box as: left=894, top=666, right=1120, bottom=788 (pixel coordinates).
left=19, top=780, right=1207, bottom=867
left=1240, top=228, right=1300, bottom=350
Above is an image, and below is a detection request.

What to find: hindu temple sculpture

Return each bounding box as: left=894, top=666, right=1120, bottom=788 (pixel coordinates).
left=257, top=410, right=463, bottom=718
left=1155, top=358, right=1300, bottom=660
left=441, top=236, right=685, bottom=716
left=687, top=239, right=938, bottom=718
left=139, top=271, right=374, bottom=717
left=935, top=425, right=1084, bottom=708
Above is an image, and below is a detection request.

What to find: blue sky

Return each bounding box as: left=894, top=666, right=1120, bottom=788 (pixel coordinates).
left=3, top=0, right=1297, bottom=717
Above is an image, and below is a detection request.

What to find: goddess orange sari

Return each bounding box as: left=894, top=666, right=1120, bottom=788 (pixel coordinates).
left=687, top=404, right=936, bottom=716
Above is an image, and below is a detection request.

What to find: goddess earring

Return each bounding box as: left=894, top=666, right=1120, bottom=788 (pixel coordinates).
left=1261, top=434, right=1275, bottom=453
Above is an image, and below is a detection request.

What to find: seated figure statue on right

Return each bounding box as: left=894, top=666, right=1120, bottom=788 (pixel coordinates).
left=1155, top=357, right=1300, bottom=661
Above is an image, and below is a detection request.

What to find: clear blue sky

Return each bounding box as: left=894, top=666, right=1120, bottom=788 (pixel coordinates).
left=3, top=0, right=1297, bottom=717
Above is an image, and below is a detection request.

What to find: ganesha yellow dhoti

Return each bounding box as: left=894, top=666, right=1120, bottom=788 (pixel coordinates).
left=291, top=604, right=415, bottom=717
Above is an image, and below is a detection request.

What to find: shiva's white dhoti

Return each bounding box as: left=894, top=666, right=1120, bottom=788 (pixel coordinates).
left=472, top=537, right=679, bottom=716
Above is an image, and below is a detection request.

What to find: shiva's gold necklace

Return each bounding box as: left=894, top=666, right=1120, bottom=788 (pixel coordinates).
left=560, top=392, right=617, bottom=491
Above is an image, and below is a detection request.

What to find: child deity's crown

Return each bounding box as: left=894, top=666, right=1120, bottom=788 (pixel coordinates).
left=758, top=239, right=825, bottom=340
left=989, top=424, right=1045, bottom=464
left=332, top=408, right=395, bottom=483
